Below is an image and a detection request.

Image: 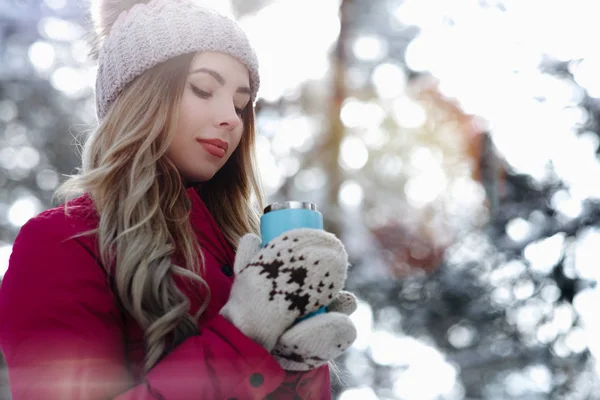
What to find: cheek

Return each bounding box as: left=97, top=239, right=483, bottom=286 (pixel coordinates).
left=178, top=91, right=209, bottom=131
left=169, top=96, right=196, bottom=154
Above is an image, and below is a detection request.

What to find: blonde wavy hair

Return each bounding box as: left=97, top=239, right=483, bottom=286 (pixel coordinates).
left=56, top=51, right=264, bottom=374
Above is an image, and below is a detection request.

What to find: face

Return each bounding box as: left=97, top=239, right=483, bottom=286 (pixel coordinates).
left=167, top=51, right=251, bottom=184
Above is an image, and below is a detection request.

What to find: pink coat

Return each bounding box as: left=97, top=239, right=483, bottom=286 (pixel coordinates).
left=0, top=187, right=331, bottom=399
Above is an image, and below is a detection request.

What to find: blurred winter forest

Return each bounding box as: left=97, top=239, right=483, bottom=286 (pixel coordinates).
left=2, top=0, right=600, bottom=399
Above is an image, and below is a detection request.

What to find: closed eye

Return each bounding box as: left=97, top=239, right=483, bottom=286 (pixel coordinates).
left=190, top=84, right=210, bottom=99
left=191, top=83, right=245, bottom=118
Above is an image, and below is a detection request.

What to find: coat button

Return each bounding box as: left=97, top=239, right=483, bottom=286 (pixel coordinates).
left=249, top=373, right=264, bottom=387
left=221, top=265, right=233, bottom=277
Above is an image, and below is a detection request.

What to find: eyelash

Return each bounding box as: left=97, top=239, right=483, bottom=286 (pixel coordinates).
left=190, top=84, right=210, bottom=99
left=190, top=84, right=244, bottom=117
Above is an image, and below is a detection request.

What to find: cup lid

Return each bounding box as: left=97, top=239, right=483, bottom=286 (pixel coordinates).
left=263, top=201, right=319, bottom=214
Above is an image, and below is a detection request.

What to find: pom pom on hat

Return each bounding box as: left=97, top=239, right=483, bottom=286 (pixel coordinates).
left=89, top=0, right=152, bottom=59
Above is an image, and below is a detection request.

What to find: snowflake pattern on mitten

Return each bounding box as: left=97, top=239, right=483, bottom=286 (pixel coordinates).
left=272, top=312, right=357, bottom=370
left=272, top=290, right=358, bottom=370
left=221, top=228, right=349, bottom=351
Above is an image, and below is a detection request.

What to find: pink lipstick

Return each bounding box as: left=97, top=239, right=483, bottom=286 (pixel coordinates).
left=196, top=138, right=228, bottom=158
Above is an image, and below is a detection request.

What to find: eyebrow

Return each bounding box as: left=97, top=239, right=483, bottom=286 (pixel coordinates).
left=190, top=67, right=252, bottom=95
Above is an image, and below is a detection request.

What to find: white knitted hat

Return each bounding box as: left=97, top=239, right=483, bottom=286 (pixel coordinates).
left=92, top=0, right=260, bottom=121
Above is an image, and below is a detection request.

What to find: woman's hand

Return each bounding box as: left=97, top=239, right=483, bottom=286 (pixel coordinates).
left=272, top=290, right=358, bottom=370
left=220, top=228, right=349, bottom=352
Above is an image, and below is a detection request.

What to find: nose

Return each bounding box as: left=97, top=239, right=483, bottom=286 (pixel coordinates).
left=215, top=103, right=241, bottom=130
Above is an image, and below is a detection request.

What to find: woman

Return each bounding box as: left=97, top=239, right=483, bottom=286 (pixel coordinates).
left=0, top=0, right=357, bottom=399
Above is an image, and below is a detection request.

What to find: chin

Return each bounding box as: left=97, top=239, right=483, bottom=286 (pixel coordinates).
left=184, top=170, right=217, bottom=184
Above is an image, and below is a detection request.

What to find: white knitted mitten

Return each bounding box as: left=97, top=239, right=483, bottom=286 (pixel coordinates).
left=271, top=290, right=358, bottom=370
left=220, top=228, right=348, bottom=352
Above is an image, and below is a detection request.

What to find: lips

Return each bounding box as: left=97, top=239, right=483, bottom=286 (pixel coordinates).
left=196, top=138, right=228, bottom=158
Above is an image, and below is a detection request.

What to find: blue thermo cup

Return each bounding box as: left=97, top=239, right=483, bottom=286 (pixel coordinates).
left=260, top=201, right=327, bottom=322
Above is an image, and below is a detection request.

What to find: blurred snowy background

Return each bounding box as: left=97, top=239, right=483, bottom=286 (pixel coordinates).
left=2, top=0, right=600, bottom=399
